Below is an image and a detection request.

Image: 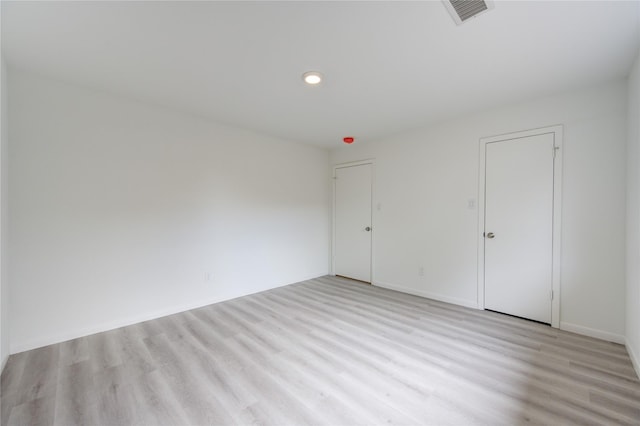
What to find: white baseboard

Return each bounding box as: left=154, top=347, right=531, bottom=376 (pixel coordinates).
left=10, top=272, right=327, bottom=354
left=560, top=321, right=625, bottom=344
left=1, top=353, right=7, bottom=374
left=373, top=280, right=479, bottom=309
left=626, top=338, right=640, bottom=379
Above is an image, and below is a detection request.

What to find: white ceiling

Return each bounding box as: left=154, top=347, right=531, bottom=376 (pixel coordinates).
left=2, top=1, right=639, bottom=148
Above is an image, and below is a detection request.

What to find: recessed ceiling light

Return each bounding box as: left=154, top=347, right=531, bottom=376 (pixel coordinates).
left=303, top=71, right=323, bottom=85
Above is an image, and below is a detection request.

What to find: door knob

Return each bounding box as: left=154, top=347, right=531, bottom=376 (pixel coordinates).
left=365, top=227, right=371, bottom=231
left=486, top=232, right=495, bottom=239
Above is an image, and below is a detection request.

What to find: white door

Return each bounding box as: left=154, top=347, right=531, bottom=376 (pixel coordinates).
left=484, top=133, right=555, bottom=324
left=334, top=163, right=372, bottom=282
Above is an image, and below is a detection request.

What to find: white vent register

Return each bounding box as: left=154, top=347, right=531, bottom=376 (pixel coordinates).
left=443, top=0, right=494, bottom=25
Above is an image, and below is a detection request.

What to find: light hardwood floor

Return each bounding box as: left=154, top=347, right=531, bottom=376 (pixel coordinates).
left=2, top=275, right=639, bottom=425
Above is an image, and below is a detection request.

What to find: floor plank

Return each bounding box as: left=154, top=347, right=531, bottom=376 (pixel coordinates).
left=2, top=275, right=639, bottom=425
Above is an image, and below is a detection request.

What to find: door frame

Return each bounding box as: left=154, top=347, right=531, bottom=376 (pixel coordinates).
left=477, top=125, right=563, bottom=328
left=331, top=159, right=376, bottom=282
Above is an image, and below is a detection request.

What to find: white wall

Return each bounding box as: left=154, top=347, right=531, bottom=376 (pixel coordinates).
left=627, top=46, right=640, bottom=376
left=330, top=81, right=628, bottom=342
left=1, top=57, right=9, bottom=370
left=9, top=69, right=330, bottom=353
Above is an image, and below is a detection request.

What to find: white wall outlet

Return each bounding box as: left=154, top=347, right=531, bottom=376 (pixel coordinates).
left=468, top=198, right=476, bottom=209
left=419, top=266, right=425, bottom=277
left=205, top=272, right=212, bottom=282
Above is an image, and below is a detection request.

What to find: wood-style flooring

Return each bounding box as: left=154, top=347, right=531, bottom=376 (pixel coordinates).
left=2, top=275, right=639, bottom=425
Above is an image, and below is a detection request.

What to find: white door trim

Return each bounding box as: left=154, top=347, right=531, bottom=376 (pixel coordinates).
left=332, top=159, right=376, bottom=282
left=477, top=126, right=563, bottom=328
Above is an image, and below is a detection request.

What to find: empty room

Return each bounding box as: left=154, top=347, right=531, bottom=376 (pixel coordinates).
left=1, top=0, right=640, bottom=424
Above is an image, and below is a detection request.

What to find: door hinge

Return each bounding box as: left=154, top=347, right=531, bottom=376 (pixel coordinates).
left=551, top=289, right=554, bottom=300
left=553, top=146, right=559, bottom=158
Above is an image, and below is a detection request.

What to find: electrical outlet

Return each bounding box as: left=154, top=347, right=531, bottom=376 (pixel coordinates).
left=468, top=199, right=476, bottom=209
left=205, top=272, right=212, bottom=282
left=419, top=267, right=425, bottom=277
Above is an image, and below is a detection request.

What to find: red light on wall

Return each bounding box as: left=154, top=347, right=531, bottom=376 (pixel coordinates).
left=343, top=137, right=355, bottom=144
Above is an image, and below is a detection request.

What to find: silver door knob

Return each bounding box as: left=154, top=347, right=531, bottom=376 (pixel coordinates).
left=486, top=232, right=495, bottom=239
left=365, top=227, right=371, bottom=231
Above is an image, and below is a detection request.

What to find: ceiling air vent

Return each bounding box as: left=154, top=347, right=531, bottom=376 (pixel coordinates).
left=443, top=0, right=494, bottom=25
